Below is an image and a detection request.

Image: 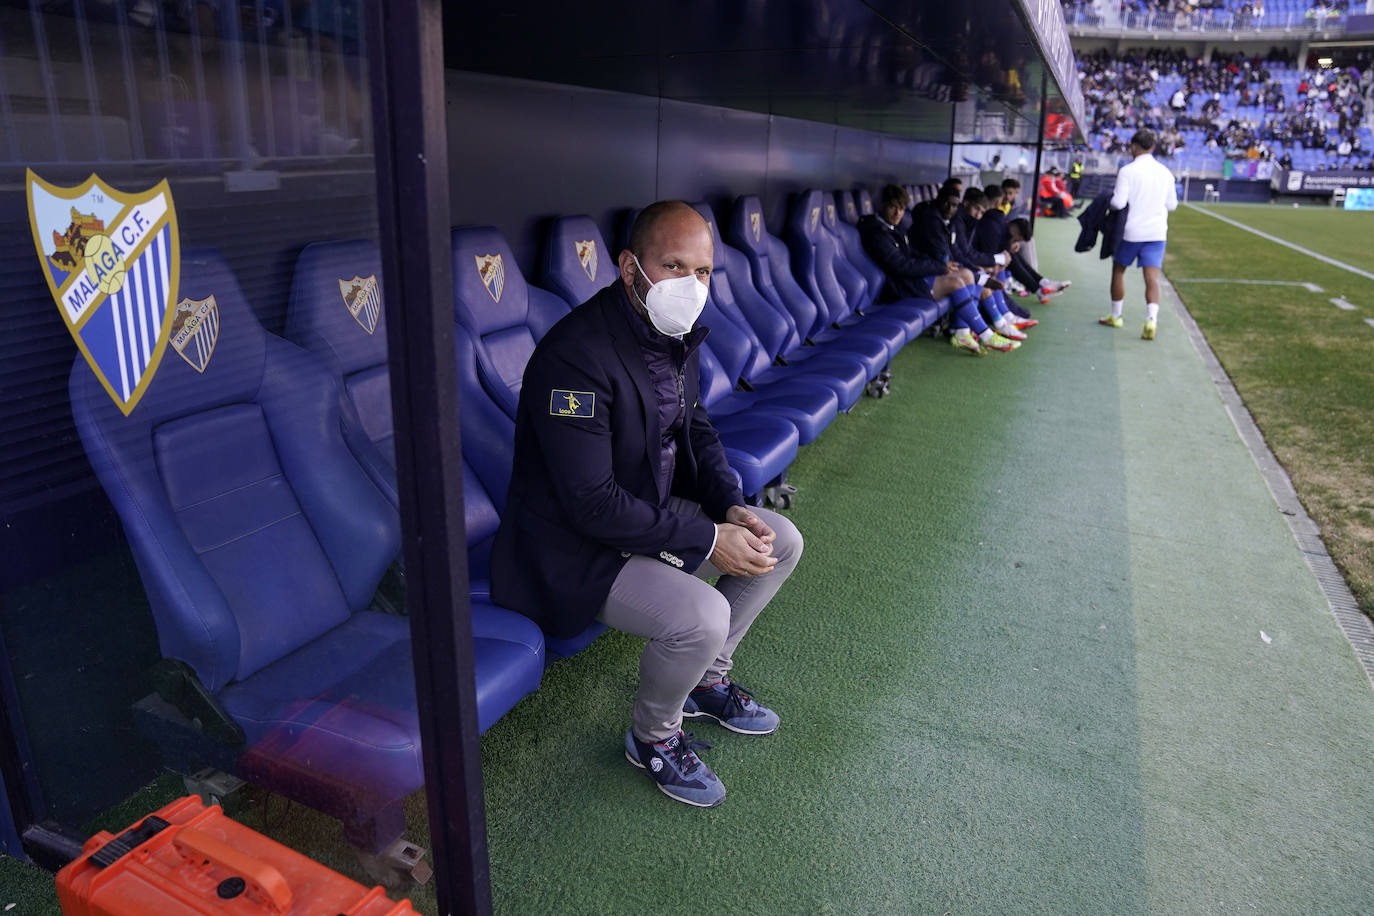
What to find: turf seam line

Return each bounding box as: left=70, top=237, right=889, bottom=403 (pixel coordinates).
left=1184, top=204, right=1374, bottom=282
left=1166, top=274, right=1374, bottom=690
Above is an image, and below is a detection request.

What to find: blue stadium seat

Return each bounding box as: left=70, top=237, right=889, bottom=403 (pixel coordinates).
left=827, top=191, right=941, bottom=336
left=725, top=195, right=891, bottom=385
left=450, top=322, right=607, bottom=660
left=836, top=190, right=861, bottom=225
left=856, top=188, right=875, bottom=217
left=785, top=190, right=909, bottom=357
left=71, top=248, right=544, bottom=853
left=285, top=239, right=520, bottom=605
left=450, top=225, right=570, bottom=420
left=694, top=344, right=801, bottom=501
left=696, top=207, right=869, bottom=412
left=539, top=215, right=620, bottom=308
left=685, top=201, right=841, bottom=436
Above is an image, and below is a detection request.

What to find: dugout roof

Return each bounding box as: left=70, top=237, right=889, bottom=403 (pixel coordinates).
left=444, top=0, right=1086, bottom=146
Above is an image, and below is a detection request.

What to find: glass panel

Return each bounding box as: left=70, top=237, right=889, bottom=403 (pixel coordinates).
left=0, top=2, right=454, bottom=909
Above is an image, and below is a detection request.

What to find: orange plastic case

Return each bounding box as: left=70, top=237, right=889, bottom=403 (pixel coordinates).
left=56, top=796, right=418, bottom=916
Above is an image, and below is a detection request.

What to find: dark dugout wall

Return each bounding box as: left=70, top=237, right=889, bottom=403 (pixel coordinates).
left=446, top=71, right=952, bottom=272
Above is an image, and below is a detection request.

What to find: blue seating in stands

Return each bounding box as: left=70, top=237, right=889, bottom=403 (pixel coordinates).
left=71, top=248, right=544, bottom=853
left=725, top=195, right=890, bottom=386
left=784, top=190, right=909, bottom=360
left=449, top=226, right=570, bottom=420
left=826, top=191, right=940, bottom=337
left=539, top=215, right=620, bottom=308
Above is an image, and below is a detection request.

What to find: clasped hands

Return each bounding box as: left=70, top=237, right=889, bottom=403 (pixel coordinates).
left=710, top=505, right=779, bottom=577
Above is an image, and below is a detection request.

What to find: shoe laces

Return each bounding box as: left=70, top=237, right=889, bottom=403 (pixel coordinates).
left=661, top=731, right=712, bottom=775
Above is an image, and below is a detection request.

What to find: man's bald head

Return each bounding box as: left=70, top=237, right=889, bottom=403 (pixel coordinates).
left=626, top=200, right=711, bottom=259
left=618, top=200, right=714, bottom=317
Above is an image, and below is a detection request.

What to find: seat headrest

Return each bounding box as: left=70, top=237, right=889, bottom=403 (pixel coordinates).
left=821, top=196, right=840, bottom=233
left=686, top=202, right=725, bottom=268
left=541, top=215, right=619, bottom=308
left=73, top=247, right=272, bottom=429
left=857, top=189, right=875, bottom=215
left=286, top=239, right=387, bottom=377
left=838, top=191, right=860, bottom=225
left=451, top=226, right=531, bottom=336
left=727, top=196, right=769, bottom=257
left=786, top=190, right=825, bottom=241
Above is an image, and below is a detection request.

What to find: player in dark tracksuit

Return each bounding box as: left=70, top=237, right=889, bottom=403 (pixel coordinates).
left=857, top=184, right=1018, bottom=354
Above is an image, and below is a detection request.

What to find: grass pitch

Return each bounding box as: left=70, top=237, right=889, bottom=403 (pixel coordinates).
left=1164, top=203, right=1374, bottom=617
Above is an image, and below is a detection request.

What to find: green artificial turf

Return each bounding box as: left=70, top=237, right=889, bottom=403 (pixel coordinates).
left=7, top=219, right=1372, bottom=915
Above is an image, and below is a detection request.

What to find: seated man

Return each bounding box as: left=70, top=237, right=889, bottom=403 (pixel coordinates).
left=954, top=188, right=1037, bottom=333
left=858, top=184, right=1018, bottom=355
left=907, top=186, right=1024, bottom=353
left=491, top=200, right=803, bottom=809
left=976, top=185, right=1070, bottom=304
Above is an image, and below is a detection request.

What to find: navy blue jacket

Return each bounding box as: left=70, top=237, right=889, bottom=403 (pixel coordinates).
left=906, top=201, right=956, bottom=262
left=973, top=208, right=1011, bottom=255
left=953, top=209, right=998, bottom=270
left=1075, top=193, right=1128, bottom=260
left=857, top=213, right=945, bottom=301
left=490, top=281, right=744, bottom=638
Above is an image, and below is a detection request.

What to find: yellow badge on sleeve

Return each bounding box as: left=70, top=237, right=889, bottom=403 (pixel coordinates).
left=550, top=389, right=594, bottom=418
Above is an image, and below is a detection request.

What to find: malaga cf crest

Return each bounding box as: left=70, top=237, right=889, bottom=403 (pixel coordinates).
left=575, top=240, right=597, bottom=281
left=750, top=211, right=761, bottom=242
left=810, top=206, right=821, bottom=232
left=826, top=203, right=835, bottom=225
left=475, top=253, right=504, bottom=302
left=339, top=274, right=381, bottom=334
left=26, top=170, right=180, bottom=416
left=169, top=296, right=220, bottom=373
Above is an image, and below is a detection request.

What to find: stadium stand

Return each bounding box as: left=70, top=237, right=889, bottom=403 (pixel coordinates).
left=1078, top=47, right=1374, bottom=175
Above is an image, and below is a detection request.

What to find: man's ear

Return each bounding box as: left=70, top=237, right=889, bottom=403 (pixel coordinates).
left=617, top=249, right=638, bottom=286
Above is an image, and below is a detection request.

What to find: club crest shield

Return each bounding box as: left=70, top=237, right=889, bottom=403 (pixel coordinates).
left=575, top=240, right=597, bottom=281
left=27, top=170, right=180, bottom=416
left=826, top=203, right=835, bottom=225
left=475, top=253, right=504, bottom=303
left=339, top=274, right=381, bottom=334
left=810, top=206, right=821, bottom=232
left=169, top=296, right=220, bottom=373
left=750, top=212, right=761, bottom=242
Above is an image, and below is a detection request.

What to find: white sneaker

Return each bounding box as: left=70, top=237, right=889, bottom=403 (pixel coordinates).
left=995, top=322, right=1027, bottom=341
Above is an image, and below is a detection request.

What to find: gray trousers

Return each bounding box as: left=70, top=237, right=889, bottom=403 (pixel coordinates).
left=598, top=497, right=803, bottom=743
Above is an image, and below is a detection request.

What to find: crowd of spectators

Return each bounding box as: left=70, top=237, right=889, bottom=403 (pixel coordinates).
left=1062, top=0, right=1350, bottom=29
left=1078, top=47, right=1374, bottom=169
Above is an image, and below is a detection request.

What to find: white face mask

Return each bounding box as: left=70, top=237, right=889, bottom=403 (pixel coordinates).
left=630, top=254, right=709, bottom=338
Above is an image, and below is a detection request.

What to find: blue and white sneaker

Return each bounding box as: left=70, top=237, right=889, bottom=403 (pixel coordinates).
left=624, top=730, right=726, bottom=808
left=683, top=678, right=780, bottom=735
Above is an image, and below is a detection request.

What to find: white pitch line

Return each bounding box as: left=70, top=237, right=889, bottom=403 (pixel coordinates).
left=1331, top=297, right=1358, bottom=311
left=1366, top=319, right=1374, bottom=330
left=1186, top=204, right=1374, bottom=282
left=1173, top=278, right=1326, bottom=292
